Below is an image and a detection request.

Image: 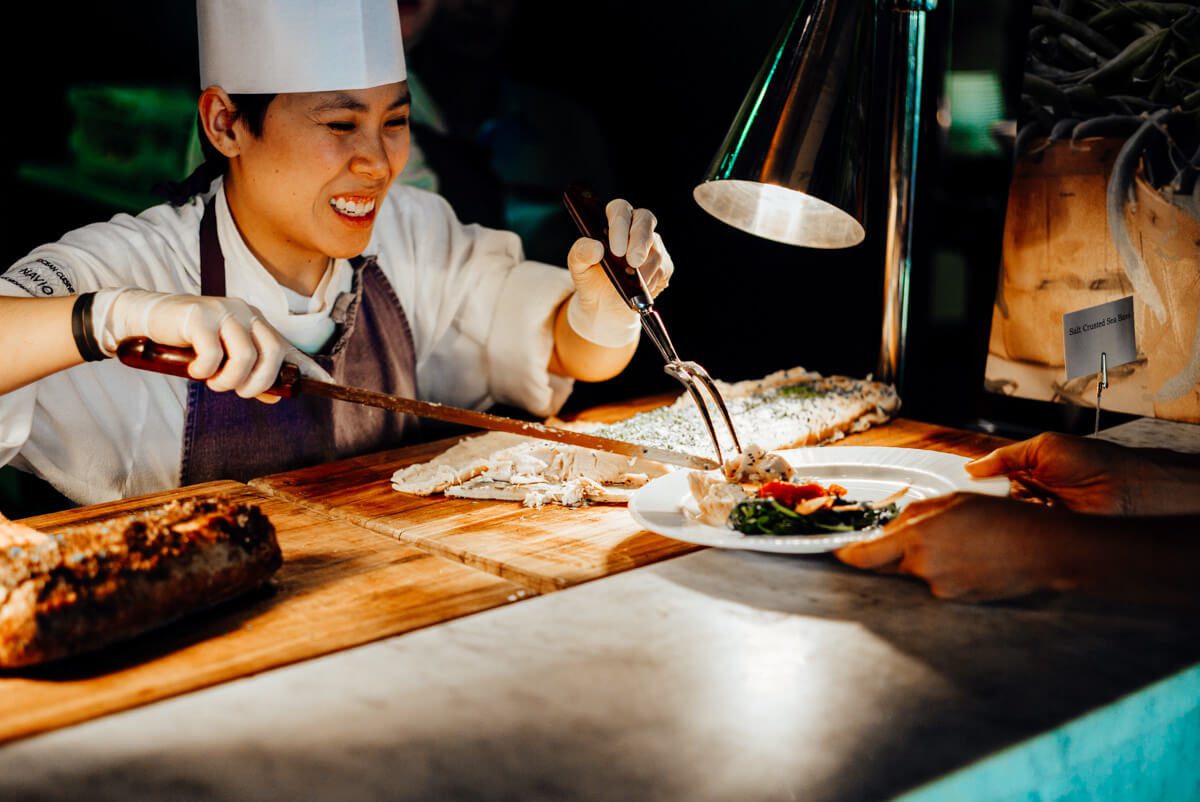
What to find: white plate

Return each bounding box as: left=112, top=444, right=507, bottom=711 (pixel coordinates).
left=627, top=446, right=1011, bottom=554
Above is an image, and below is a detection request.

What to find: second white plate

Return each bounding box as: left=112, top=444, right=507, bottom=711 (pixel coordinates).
left=628, top=446, right=1011, bottom=554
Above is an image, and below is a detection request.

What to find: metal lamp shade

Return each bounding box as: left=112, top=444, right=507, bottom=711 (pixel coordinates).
left=694, top=0, right=875, bottom=248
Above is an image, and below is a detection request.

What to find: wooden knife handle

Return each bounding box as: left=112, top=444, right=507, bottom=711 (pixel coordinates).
left=115, top=337, right=301, bottom=398
left=562, top=182, right=652, bottom=312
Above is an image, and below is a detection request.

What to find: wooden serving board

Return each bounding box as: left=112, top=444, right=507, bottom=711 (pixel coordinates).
left=251, top=445, right=701, bottom=594
left=251, top=404, right=1010, bottom=594
left=0, top=481, right=527, bottom=745
left=835, top=417, right=1011, bottom=457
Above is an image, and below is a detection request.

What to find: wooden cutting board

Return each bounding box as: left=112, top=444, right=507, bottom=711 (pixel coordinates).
left=251, top=445, right=700, bottom=594
left=837, top=417, right=1010, bottom=457
left=0, top=481, right=527, bottom=745
left=251, top=411, right=1011, bottom=595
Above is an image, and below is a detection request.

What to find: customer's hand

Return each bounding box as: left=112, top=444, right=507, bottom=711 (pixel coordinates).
left=95, top=289, right=331, bottom=402
left=565, top=198, right=673, bottom=347
left=835, top=493, right=1080, bottom=602
left=967, top=432, right=1168, bottom=516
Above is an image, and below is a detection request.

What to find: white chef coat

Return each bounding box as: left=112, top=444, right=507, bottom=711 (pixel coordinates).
left=0, top=179, right=575, bottom=505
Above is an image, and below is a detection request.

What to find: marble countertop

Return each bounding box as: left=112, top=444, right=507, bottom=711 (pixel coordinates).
left=2, top=547, right=1197, bottom=802
left=1098, top=416, right=1200, bottom=453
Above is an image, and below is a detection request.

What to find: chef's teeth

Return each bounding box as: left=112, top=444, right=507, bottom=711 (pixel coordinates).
left=330, top=197, right=376, bottom=217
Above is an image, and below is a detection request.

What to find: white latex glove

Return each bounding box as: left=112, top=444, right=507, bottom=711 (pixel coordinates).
left=565, top=198, right=674, bottom=347
left=93, top=288, right=332, bottom=402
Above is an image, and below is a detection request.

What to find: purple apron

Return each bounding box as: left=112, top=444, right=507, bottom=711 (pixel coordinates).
left=180, top=200, right=418, bottom=484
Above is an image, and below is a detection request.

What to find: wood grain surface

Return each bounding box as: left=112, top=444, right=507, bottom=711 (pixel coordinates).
left=1, top=482, right=527, bottom=745
left=837, top=417, right=1011, bottom=457
left=252, top=452, right=701, bottom=594
left=251, top=408, right=1011, bottom=594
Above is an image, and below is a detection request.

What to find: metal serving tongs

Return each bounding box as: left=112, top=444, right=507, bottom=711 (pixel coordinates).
left=563, top=184, right=742, bottom=466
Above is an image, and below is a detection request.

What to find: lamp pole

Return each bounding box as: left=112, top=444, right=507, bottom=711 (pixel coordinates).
left=876, top=0, right=936, bottom=386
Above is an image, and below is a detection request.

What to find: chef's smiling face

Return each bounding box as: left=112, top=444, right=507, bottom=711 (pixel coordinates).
left=219, top=82, right=411, bottom=276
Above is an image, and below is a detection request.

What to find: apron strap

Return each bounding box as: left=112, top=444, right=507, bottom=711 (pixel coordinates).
left=199, top=199, right=226, bottom=297
left=200, top=200, right=361, bottom=300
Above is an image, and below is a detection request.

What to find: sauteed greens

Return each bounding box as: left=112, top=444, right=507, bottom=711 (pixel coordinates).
left=728, top=480, right=900, bottom=536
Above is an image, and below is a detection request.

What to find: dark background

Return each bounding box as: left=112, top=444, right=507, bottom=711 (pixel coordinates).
left=2, top=1, right=1100, bottom=513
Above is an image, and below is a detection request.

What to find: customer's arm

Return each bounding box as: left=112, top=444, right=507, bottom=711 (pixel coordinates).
left=836, top=492, right=1200, bottom=606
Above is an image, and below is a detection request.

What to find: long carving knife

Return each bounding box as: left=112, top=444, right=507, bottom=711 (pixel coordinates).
left=116, top=337, right=718, bottom=471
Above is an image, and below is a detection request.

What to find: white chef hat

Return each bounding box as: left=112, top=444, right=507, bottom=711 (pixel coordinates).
left=197, top=0, right=407, bottom=94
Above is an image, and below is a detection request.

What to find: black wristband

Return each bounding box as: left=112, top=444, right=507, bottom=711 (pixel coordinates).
left=71, top=292, right=107, bottom=362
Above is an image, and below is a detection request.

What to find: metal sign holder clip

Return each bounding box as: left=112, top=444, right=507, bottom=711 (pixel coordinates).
left=1094, top=352, right=1108, bottom=436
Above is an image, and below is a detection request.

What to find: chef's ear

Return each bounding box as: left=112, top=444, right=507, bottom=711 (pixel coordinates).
left=198, top=86, right=244, bottom=159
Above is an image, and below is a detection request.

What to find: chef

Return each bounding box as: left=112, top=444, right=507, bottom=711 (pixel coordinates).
left=0, top=0, right=672, bottom=506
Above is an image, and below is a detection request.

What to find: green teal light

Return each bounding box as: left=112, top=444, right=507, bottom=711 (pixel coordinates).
left=897, top=8, right=927, bottom=379
left=719, top=4, right=810, bottom=179
left=946, top=70, right=1004, bottom=156
left=17, top=84, right=197, bottom=213
left=899, top=664, right=1200, bottom=802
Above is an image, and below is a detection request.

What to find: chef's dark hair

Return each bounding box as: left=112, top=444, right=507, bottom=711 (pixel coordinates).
left=157, top=94, right=277, bottom=206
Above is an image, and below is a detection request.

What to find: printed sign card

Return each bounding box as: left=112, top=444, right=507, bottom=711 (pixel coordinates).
left=1063, top=296, right=1137, bottom=381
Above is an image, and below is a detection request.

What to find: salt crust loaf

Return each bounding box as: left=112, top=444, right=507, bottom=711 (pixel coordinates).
left=0, top=498, right=281, bottom=668
left=391, top=367, right=900, bottom=507
left=585, top=367, right=901, bottom=456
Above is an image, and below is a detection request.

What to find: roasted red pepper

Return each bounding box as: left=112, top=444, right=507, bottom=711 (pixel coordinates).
left=758, top=481, right=827, bottom=508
